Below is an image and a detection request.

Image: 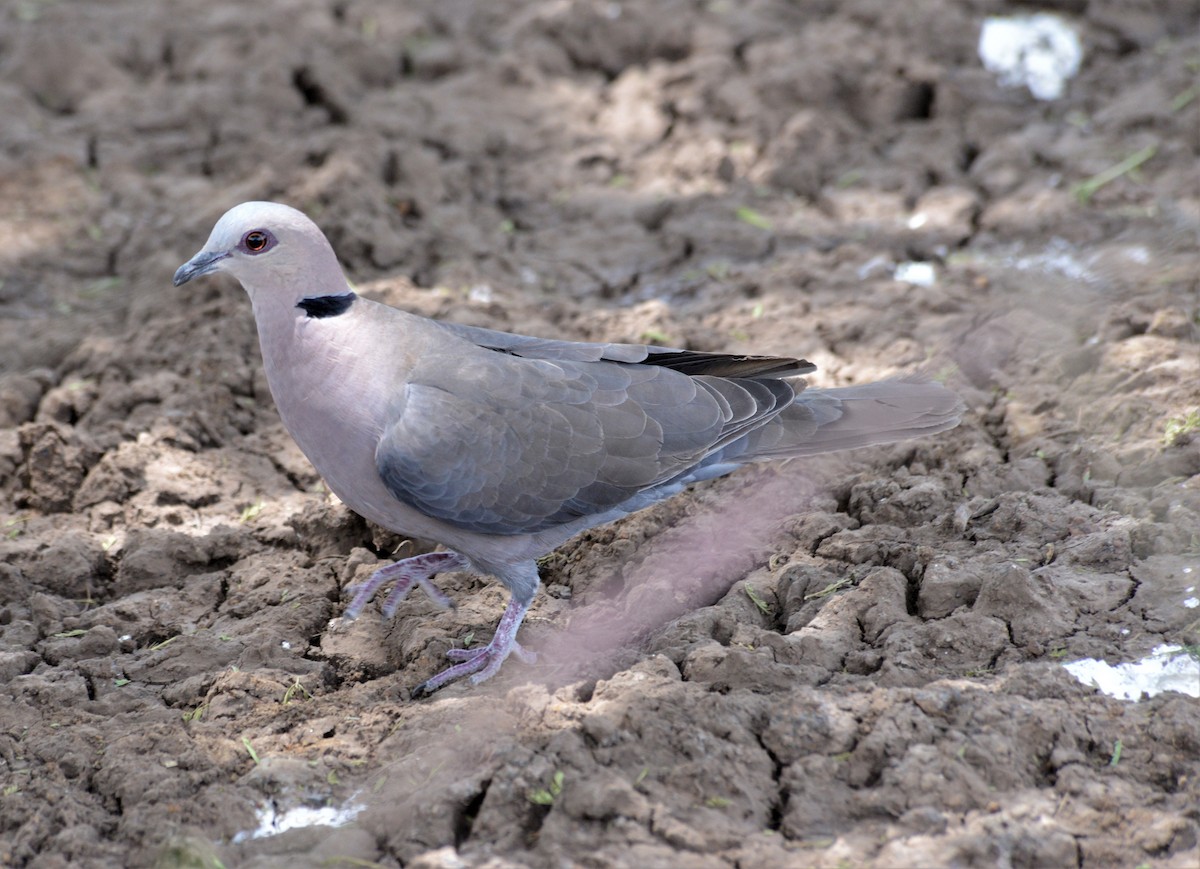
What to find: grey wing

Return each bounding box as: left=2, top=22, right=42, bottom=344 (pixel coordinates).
left=434, top=319, right=815, bottom=377
left=374, top=350, right=795, bottom=536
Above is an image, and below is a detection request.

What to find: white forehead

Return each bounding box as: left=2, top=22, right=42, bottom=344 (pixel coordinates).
left=207, top=201, right=317, bottom=246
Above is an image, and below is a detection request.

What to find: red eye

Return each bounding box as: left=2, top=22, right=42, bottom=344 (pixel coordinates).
left=244, top=231, right=269, bottom=252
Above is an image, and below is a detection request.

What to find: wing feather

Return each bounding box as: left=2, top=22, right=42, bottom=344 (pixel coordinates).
left=374, top=341, right=795, bottom=535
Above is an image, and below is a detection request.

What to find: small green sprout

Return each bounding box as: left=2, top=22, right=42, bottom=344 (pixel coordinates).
left=183, top=705, right=207, bottom=723
left=735, top=206, right=772, bottom=230
left=1163, top=410, right=1200, bottom=446
left=804, top=577, right=853, bottom=600
left=242, top=736, right=261, bottom=765
left=640, top=329, right=671, bottom=345
left=744, top=584, right=771, bottom=615
left=282, top=679, right=312, bottom=705
left=1170, top=84, right=1199, bottom=112
left=1071, top=143, right=1158, bottom=204
left=4, top=516, right=30, bottom=540
left=529, top=770, right=565, bottom=805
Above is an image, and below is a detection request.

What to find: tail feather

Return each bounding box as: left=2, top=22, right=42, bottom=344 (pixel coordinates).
left=612, top=376, right=963, bottom=523
left=749, top=377, right=964, bottom=459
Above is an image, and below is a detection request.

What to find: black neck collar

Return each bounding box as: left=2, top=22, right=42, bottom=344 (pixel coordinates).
left=297, top=292, right=356, bottom=318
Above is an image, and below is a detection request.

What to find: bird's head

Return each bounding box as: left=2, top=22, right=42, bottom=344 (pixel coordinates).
left=173, top=201, right=350, bottom=305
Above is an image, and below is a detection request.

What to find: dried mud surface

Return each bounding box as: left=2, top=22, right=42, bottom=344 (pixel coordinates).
left=2, top=2, right=1199, bottom=867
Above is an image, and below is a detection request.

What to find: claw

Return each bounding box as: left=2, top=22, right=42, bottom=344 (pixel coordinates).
left=344, top=551, right=467, bottom=619
left=446, top=640, right=534, bottom=664
left=413, top=594, right=534, bottom=696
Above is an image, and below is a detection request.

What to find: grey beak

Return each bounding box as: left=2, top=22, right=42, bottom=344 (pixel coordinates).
left=173, top=250, right=230, bottom=286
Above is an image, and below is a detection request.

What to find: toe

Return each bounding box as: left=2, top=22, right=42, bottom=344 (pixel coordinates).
left=445, top=646, right=485, bottom=662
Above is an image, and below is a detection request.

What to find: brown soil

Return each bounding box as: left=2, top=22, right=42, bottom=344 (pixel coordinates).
left=2, top=2, right=1198, bottom=867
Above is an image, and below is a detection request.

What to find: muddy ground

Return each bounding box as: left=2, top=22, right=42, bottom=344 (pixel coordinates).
left=2, top=1, right=1199, bottom=867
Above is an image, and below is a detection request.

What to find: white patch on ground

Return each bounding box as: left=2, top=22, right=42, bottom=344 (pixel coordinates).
left=979, top=14, right=1083, bottom=101
left=1006, top=238, right=1097, bottom=283
left=234, top=800, right=365, bottom=842
left=1064, top=645, right=1200, bottom=701
left=894, top=261, right=936, bottom=287
left=1123, top=246, right=1150, bottom=264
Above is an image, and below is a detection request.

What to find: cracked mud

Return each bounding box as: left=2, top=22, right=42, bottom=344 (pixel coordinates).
left=1, top=2, right=1198, bottom=867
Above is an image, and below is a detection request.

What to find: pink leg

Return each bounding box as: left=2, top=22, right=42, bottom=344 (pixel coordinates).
left=413, top=593, right=537, bottom=696
left=344, top=551, right=468, bottom=619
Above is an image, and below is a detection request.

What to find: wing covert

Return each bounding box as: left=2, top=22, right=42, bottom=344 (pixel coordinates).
left=374, top=347, right=796, bottom=536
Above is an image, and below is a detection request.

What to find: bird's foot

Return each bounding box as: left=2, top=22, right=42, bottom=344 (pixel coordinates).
left=344, top=551, right=468, bottom=619
left=444, top=642, right=535, bottom=664
left=413, top=594, right=535, bottom=696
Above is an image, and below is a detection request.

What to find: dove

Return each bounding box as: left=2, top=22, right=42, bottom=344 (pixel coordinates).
left=174, top=201, right=963, bottom=695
